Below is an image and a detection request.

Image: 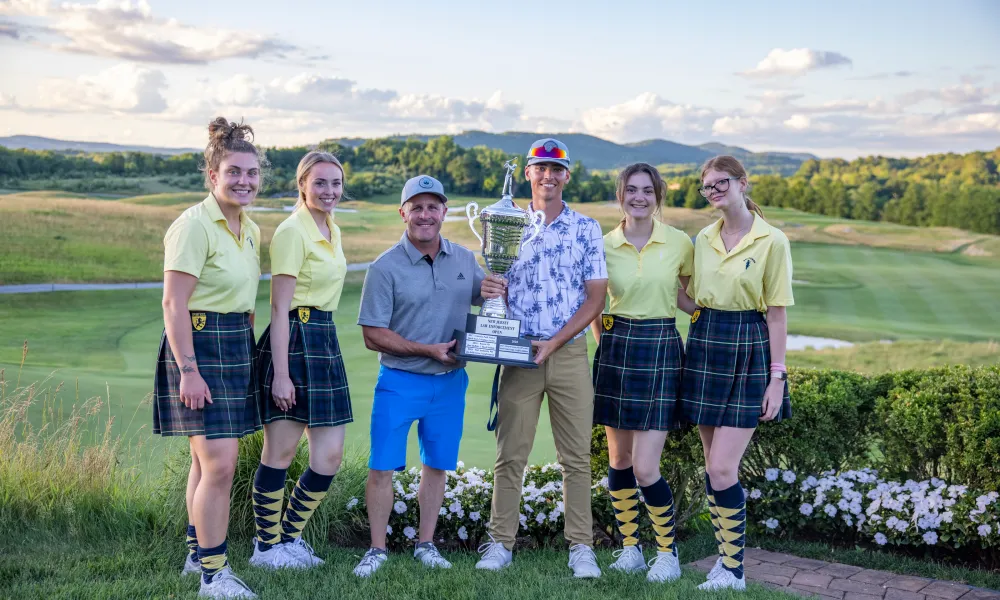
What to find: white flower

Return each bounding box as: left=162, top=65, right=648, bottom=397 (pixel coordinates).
left=457, top=461, right=465, bottom=468
left=923, top=531, right=938, bottom=545
left=403, top=526, right=416, bottom=540
left=886, top=516, right=899, bottom=529
left=799, top=503, right=814, bottom=516
left=824, top=504, right=837, bottom=517
left=874, top=533, right=888, bottom=546
left=749, top=489, right=762, bottom=500
left=386, top=525, right=393, bottom=535
left=764, top=518, right=779, bottom=530
left=346, top=497, right=359, bottom=509
left=782, top=470, right=797, bottom=484
left=458, top=526, right=468, bottom=540
left=765, top=468, right=780, bottom=482
left=843, top=514, right=854, bottom=527
left=894, top=520, right=908, bottom=533
left=979, top=524, right=992, bottom=537
left=439, top=507, right=447, bottom=516
left=470, top=511, right=481, bottom=522
left=535, top=512, right=546, bottom=524
left=394, top=501, right=408, bottom=514
left=449, top=501, right=462, bottom=514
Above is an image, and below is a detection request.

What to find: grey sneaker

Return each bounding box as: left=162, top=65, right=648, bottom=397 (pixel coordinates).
left=698, top=568, right=746, bottom=591
left=475, top=535, right=513, bottom=571
left=414, top=542, right=451, bottom=569
left=608, top=545, right=646, bottom=573
left=198, top=567, right=257, bottom=599
left=707, top=556, right=725, bottom=580
left=181, top=554, right=201, bottom=577
left=646, top=550, right=681, bottom=583
left=568, top=544, right=601, bottom=579
left=353, top=548, right=388, bottom=578
left=284, top=537, right=324, bottom=567
left=248, top=539, right=308, bottom=570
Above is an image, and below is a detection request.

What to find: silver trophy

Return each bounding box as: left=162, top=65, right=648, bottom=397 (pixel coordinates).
left=452, top=159, right=544, bottom=367
left=466, top=160, right=544, bottom=319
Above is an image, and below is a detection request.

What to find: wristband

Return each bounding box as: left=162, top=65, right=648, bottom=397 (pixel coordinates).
left=769, top=362, right=786, bottom=372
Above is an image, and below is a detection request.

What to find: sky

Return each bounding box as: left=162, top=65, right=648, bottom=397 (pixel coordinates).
left=0, top=0, right=998, bottom=158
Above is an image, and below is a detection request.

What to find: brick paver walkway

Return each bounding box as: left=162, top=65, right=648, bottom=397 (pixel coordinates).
left=688, top=548, right=1000, bottom=599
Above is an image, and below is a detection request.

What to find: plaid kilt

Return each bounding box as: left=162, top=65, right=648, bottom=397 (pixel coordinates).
left=153, top=311, right=261, bottom=439
left=679, top=308, right=792, bottom=429
left=256, top=308, right=353, bottom=427
left=592, top=315, right=684, bottom=431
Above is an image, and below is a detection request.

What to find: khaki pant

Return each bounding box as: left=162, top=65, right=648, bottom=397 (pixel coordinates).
left=489, top=338, right=594, bottom=549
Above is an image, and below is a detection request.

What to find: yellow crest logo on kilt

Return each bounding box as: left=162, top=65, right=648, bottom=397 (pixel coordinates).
left=691, top=309, right=701, bottom=324
left=298, top=307, right=311, bottom=324
left=191, top=313, right=207, bottom=331
left=602, top=315, right=614, bottom=331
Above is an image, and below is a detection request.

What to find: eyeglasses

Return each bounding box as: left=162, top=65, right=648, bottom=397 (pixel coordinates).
left=699, top=177, right=736, bottom=198
left=528, top=145, right=568, bottom=160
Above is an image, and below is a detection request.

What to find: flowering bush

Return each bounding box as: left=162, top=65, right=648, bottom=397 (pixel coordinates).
left=746, top=466, right=1000, bottom=565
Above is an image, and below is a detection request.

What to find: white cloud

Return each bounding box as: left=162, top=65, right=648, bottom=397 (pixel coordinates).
left=741, top=48, right=852, bottom=78
left=898, top=83, right=999, bottom=107
left=0, top=0, right=301, bottom=64
left=35, top=63, right=167, bottom=113
left=712, top=116, right=764, bottom=136
left=579, top=93, right=715, bottom=141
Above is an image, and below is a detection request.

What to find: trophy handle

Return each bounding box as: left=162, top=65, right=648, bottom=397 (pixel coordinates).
left=522, top=209, right=545, bottom=246
left=466, top=202, right=483, bottom=244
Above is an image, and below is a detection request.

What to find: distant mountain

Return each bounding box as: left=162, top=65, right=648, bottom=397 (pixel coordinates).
left=0, top=135, right=198, bottom=155
left=333, top=131, right=814, bottom=175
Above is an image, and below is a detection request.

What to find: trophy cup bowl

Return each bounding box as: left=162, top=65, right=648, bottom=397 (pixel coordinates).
left=453, top=159, right=544, bottom=368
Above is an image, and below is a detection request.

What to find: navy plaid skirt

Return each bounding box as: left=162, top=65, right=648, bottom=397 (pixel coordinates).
left=592, top=315, right=684, bottom=431
left=679, top=308, right=792, bottom=429
left=256, top=308, right=353, bottom=428
left=153, top=311, right=261, bottom=439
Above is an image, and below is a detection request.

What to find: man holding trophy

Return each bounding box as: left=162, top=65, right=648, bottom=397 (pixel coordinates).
left=471, top=138, right=609, bottom=578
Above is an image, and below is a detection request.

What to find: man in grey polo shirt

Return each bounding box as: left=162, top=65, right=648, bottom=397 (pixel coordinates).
left=352, top=174, right=488, bottom=578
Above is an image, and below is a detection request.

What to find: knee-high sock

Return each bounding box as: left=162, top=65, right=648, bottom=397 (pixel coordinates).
left=706, top=473, right=723, bottom=560
left=252, top=463, right=287, bottom=551
left=185, top=524, right=199, bottom=561
left=280, top=468, right=334, bottom=543
left=641, top=477, right=677, bottom=556
left=714, top=482, right=747, bottom=579
left=198, top=540, right=228, bottom=584
left=607, top=466, right=640, bottom=547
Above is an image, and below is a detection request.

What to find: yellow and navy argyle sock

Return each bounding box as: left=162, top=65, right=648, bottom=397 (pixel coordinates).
left=185, top=524, right=199, bottom=561
left=280, top=468, right=334, bottom=543
left=252, top=463, right=287, bottom=551
left=607, top=466, right=640, bottom=547
left=706, top=473, right=724, bottom=562
left=641, top=477, right=678, bottom=555
left=714, top=481, right=747, bottom=580
left=198, top=540, right=229, bottom=584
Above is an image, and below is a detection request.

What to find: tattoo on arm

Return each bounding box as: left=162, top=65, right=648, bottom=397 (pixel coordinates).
left=183, top=354, right=196, bottom=362
left=180, top=365, right=196, bottom=374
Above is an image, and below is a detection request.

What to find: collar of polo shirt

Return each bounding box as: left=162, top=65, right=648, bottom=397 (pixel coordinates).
left=295, top=205, right=335, bottom=244
left=204, top=193, right=250, bottom=243
left=704, top=213, right=771, bottom=255
left=607, top=219, right=669, bottom=249
left=400, top=232, right=452, bottom=265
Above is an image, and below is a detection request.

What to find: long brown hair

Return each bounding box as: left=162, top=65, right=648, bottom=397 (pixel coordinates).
left=700, top=155, right=764, bottom=218
left=615, top=162, right=665, bottom=222
left=201, top=117, right=268, bottom=191
left=295, top=151, right=346, bottom=209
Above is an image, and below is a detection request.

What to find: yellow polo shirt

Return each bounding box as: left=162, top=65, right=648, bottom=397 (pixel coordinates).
left=687, top=214, right=794, bottom=312
left=163, top=194, right=261, bottom=313
left=269, top=207, right=347, bottom=312
left=604, top=219, right=695, bottom=319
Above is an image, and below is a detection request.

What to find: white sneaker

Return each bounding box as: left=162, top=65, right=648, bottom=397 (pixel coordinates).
left=706, top=556, right=725, bottom=580
left=353, top=548, right=388, bottom=578
left=284, top=537, right=325, bottom=567
left=475, top=535, right=513, bottom=571
left=414, top=542, right=452, bottom=569
left=698, top=568, right=746, bottom=591
left=568, top=544, right=602, bottom=579
left=607, top=545, right=646, bottom=573
left=198, top=567, right=257, bottom=599
left=181, top=555, right=201, bottom=577
left=646, top=550, right=682, bottom=583
left=248, top=539, right=308, bottom=570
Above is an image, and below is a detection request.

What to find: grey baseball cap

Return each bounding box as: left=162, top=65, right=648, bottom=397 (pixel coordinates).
left=526, top=138, right=571, bottom=169
left=400, top=174, right=449, bottom=206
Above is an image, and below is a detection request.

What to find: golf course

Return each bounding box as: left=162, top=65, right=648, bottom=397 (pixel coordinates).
left=2, top=190, right=999, bottom=471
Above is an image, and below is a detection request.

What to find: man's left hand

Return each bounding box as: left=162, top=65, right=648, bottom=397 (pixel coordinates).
left=481, top=274, right=506, bottom=300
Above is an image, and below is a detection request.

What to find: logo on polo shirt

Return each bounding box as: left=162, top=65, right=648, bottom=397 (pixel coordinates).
left=457, top=272, right=465, bottom=280
left=248, top=237, right=254, bottom=249
left=744, top=257, right=756, bottom=270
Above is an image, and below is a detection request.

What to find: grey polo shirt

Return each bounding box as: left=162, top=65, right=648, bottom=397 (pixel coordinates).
left=358, top=233, right=485, bottom=375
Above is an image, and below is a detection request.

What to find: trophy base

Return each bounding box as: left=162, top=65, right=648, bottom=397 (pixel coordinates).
left=452, top=314, right=538, bottom=369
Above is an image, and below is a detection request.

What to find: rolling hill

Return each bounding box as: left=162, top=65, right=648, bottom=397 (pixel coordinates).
left=0, top=135, right=198, bottom=155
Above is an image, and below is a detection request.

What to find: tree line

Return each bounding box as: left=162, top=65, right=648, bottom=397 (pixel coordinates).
left=1, top=137, right=997, bottom=235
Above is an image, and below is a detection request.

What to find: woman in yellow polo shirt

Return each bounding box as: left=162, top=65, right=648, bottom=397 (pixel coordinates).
left=248, top=151, right=352, bottom=570
left=154, top=117, right=264, bottom=599
left=589, top=162, right=698, bottom=583
left=681, top=155, right=794, bottom=592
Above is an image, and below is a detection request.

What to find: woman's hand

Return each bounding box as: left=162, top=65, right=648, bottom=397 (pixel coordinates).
left=271, top=373, right=296, bottom=412
left=760, top=378, right=784, bottom=421
left=180, top=372, right=212, bottom=410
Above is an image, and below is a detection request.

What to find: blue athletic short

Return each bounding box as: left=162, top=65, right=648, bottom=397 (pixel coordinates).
left=369, top=366, right=468, bottom=472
